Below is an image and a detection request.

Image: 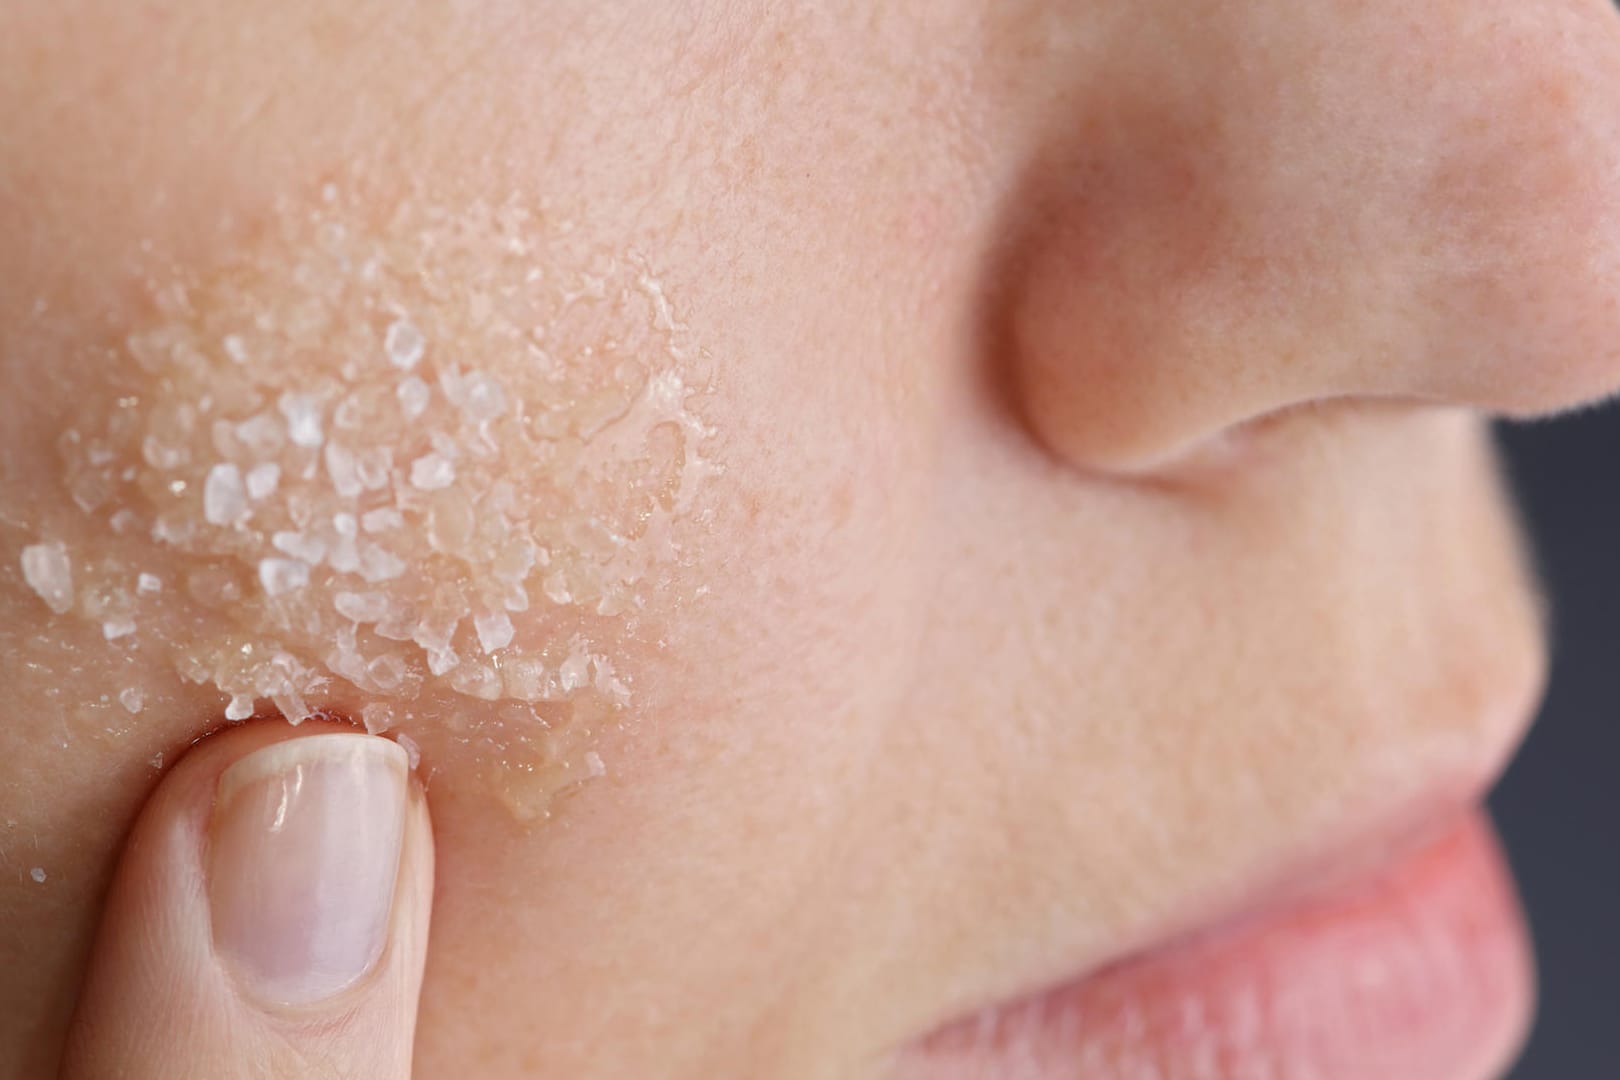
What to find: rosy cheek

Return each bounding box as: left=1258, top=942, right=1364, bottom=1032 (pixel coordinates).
left=7, top=170, right=725, bottom=821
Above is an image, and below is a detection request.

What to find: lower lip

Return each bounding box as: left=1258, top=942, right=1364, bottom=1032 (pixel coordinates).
left=900, top=810, right=1533, bottom=1079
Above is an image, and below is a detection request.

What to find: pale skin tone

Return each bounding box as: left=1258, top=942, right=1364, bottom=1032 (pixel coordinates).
left=3, top=2, right=1620, bottom=1077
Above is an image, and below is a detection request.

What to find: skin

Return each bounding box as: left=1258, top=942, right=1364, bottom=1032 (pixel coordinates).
left=4, top=0, right=1620, bottom=1076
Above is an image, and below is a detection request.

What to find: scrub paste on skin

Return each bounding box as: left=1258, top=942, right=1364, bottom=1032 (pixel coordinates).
left=10, top=173, right=723, bottom=820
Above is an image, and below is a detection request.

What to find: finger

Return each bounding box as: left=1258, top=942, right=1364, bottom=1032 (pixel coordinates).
left=61, top=724, right=435, bottom=1080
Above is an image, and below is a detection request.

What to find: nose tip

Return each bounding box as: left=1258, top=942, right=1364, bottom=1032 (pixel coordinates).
left=1005, top=0, right=1620, bottom=474
left=1412, top=6, right=1620, bottom=424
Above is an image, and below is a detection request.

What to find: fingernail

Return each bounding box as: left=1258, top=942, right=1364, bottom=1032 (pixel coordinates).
left=208, top=733, right=409, bottom=1007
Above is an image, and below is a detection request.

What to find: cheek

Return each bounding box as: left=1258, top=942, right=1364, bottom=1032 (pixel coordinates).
left=0, top=0, right=975, bottom=848
left=2, top=171, right=725, bottom=821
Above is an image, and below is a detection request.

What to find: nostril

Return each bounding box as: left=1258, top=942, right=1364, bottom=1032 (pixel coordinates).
left=1218, top=397, right=1354, bottom=451
left=1113, top=399, right=1340, bottom=480
left=1134, top=395, right=1454, bottom=483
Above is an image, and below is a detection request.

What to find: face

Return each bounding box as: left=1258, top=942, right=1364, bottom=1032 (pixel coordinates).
left=3, top=1, right=1618, bottom=1076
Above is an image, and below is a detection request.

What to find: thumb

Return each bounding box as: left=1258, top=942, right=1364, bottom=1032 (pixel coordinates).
left=62, top=724, right=435, bottom=1080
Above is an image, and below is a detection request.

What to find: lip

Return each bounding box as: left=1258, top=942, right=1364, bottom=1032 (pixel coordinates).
left=888, top=404, right=1550, bottom=1078
left=896, top=808, right=1533, bottom=1079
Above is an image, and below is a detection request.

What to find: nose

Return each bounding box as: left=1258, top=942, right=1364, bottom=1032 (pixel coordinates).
left=1007, top=0, right=1620, bottom=474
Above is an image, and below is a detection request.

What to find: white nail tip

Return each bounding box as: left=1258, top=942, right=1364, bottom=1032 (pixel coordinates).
left=216, top=733, right=408, bottom=810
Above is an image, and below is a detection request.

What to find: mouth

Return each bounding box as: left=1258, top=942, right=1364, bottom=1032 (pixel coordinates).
left=896, top=807, right=1533, bottom=1079
left=888, top=405, right=1548, bottom=1079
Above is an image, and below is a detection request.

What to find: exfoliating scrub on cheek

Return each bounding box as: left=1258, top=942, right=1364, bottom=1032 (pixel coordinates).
left=8, top=173, right=724, bottom=820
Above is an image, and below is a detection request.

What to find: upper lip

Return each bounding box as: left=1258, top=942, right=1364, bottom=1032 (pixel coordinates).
left=1048, top=708, right=1537, bottom=1020
left=917, top=536, right=1552, bottom=1047
left=1136, top=778, right=1488, bottom=955
left=916, top=780, right=1522, bottom=1050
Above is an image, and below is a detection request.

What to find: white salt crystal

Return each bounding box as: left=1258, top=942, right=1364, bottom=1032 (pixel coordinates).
left=449, top=661, right=502, bottom=700
left=360, top=701, right=396, bottom=735
left=355, top=448, right=392, bottom=491
left=258, top=557, right=310, bottom=596
left=334, top=590, right=390, bottom=623
left=373, top=602, right=417, bottom=641
left=70, top=471, right=112, bottom=513
left=592, top=654, right=622, bottom=695
left=271, top=530, right=326, bottom=565
left=362, top=508, right=404, bottom=533
left=412, top=615, right=457, bottom=654
left=29, top=867, right=45, bottom=884
left=225, top=693, right=255, bottom=721
left=246, top=462, right=281, bottom=499
left=151, top=514, right=195, bottom=546
left=584, top=750, right=606, bottom=778
left=141, top=434, right=189, bottom=469
left=493, top=536, right=537, bottom=583
left=203, top=464, right=249, bottom=526
left=358, top=544, right=406, bottom=582
left=458, top=372, right=507, bottom=421
left=385, top=318, right=426, bottom=370
left=271, top=686, right=312, bottom=725
left=110, top=509, right=141, bottom=535
left=397, top=376, right=430, bottom=421
left=235, top=413, right=285, bottom=455
left=328, top=537, right=360, bottom=574
left=474, top=611, right=515, bottom=654
left=137, top=572, right=162, bottom=594
left=429, top=431, right=460, bottom=459
left=410, top=453, right=455, bottom=491
left=20, top=542, right=73, bottom=614
left=102, top=617, right=137, bottom=640
left=559, top=649, right=589, bottom=692
left=119, top=687, right=144, bottom=714
left=222, top=333, right=249, bottom=364
left=333, top=394, right=363, bottom=430
left=501, top=656, right=548, bottom=701
left=426, top=648, right=460, bottom=676
left=277, top=392, right=324, bottom=448
left=366, top=655, right=407, bottom=693
left=424, top=489, right=473, bottom=552
left=542, top=570, right=572, bottom=605
left=326, top=624, right=364, bottom=682
left=324, top=442, right=363, bottom=497
left=327, top=513, right=361, bottom=572
left=435, top=368, right=466, bottom=405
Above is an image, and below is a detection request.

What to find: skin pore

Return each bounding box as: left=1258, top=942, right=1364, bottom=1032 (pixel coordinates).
left=3, top=1, right=1619, bottom=1077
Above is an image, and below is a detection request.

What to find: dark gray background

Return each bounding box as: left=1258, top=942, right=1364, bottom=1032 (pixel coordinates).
left=1491, top=410, right=1619, bottom=1078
